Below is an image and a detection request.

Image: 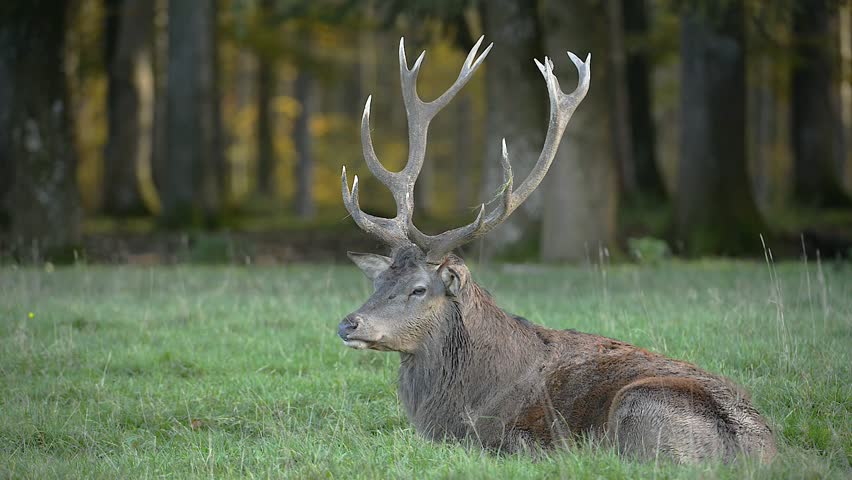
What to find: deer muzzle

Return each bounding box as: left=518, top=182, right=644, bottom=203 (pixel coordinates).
left=338, top=314, right=371, bottom=349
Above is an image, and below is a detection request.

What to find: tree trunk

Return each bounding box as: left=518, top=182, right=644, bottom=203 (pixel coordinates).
left=414, top=128, right=434, bottom=220
left=150, top=0, right=168, bottom=208
left=255, top=52, right=276, bottom=196
left=254, top=0, right=276, bottom=197
left=0, top=30, right=12, bottom=232
left=454, top=92, right=474, bottom=214
left=540, top=0, right=618, bottom=262
left=0, top=1, right=81, bottom=258
left=842, top=2, right=852, bottom=193
left=607, top=0, right=635, bottom=196
left=677, top=1, right=766, bottom=255
left=750, top=53, right=791, bottom=211
left=623, top=0, right=665, bottom=198
left=792, top=0, right=852, bottom=206
left=293, top=69, right=315, bottom=219
left=203, top=0, right=225, bottom=222
left=103, top=0, right=154, bottom=216
left=343, top=41, right=363, bottom=119
left=747, top=6, right=792, bottom=212
left=161, top=0, right=223, bottom=227
left=479, top=0, right=546, bottom=258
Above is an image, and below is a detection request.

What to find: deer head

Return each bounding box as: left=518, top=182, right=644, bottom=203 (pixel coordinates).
left=339, top=37, right=590, bottom=352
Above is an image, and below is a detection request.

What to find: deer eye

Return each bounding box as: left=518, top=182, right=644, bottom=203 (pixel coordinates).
left=411, top=286, right=427, bottom=296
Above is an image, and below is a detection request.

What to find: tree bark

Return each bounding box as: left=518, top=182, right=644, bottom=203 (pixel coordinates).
left=540, top=0, right=618, bottom=262
left=454, top=92, right=474, bottom=214
left=607, top=0, right=635, bottom=196
left=842, top=2, right=852, bottom=193
left=150, top=0, right=168, bottom=207
left=254, top=0, right=276, bottom=197
left=103, top=0, right=154, bottom=216
left=0, top=1, right=81, bottom=258
left=414, top=123, right=434, bottom=220
left=750, top=53, right=791, bottom=211
left=479, top=0, right=546, bottom=258
left=623, top=0, right=665, bottom=198
left=677, top=0, right=766, bottom=255
left=343, top=41, right=363, bottom=119
left=161, top=0, right=223, bottom=227
left=204, top=0, right=225, bottom=223
left=747, top=6, right=792, bottom=211
left=0, top=27, right=12, bottom=232
left=255, top=52, right=276, bottom=196
left=792, top=0, right=852, bottom=206
left=293, top=69, right=315, bottom=219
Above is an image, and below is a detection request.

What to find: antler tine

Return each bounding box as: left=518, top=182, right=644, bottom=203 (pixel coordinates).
left=398, top=36, right=493, bottom=184
left=342, top=38, right=588, bottom=260
left=429, top=35, right=493, bottom=114
left=398, top=36, right=492, bottom=118
left=413, top=52, right=592, bottom=262
left=341, top=37, right=494, bottom=252
left=398, top=38, right=426, bottom=112
left=399, top=35, right=494, bottom=185
left=360, top=96, right=394, bottom=186
left=341, top=166, right=410, bottom=249
left=510, top=51, right=590, bottom=204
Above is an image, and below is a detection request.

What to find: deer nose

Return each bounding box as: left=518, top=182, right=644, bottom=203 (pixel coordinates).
left=338, top=314, right=361, bottom=339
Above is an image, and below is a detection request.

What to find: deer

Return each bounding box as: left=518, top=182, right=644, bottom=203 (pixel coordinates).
left=337, top=36, right=777, bottom=463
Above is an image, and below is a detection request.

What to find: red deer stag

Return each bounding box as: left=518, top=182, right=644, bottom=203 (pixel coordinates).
left=337, top=37, right=776, bottom=463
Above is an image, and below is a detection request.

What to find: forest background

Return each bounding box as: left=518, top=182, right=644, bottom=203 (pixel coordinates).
left=2, top=0, right=852, bottom=263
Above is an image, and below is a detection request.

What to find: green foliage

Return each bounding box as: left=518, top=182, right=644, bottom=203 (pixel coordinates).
left=627, top=236, right=672, bottom=264
left=0, top=261, right=849, bottom=477
left=183, top=234, right=240, bottom=264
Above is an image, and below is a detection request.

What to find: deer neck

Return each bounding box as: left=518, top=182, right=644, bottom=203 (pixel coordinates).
left=397, top=281, right=542, bottom=435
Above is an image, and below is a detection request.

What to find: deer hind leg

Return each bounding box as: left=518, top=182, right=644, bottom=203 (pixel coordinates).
left=606, top=377, right=733, bottom=464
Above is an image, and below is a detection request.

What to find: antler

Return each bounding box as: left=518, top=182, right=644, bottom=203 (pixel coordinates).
left=342, top=36, right=492, bottom=251
left=342, top=37, right=591, bottom=262
left=410, top=52, right=591, bottom=261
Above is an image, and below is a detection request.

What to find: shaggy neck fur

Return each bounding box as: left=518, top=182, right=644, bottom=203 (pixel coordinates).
left=398, top=279, right=545, bottom=441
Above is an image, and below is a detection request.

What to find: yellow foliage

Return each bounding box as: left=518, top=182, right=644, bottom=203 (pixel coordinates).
left=73, top=76, right=107, bottom=211
left=274, top=95, right=301, bottom=118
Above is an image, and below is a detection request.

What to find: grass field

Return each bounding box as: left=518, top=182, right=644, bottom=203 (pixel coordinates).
left=0, top=259, right=849, bottom=478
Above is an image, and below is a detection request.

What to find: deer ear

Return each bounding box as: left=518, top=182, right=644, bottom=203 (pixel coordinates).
left=439, top=264, right=463, bottom=297
left=347, top=252, right=392, bottom=280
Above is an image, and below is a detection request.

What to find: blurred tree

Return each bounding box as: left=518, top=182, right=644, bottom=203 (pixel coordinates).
left=255, top=57, right=275, bottom=195
left=254, top=0, right=277, bottom=197
left=414, top=93, right=435, bottom=220
left=540, top=0, right=618, bottom=262
left=225, top=0, right=361, bottom=213
left=343, top=32, right=364, bottom=119
left=150, top=0, right=168, bottom=209
left=0, top=1, right=82, bottom=257
left=607, top=0, right=635, bottom=196
left=454, top=91, right=475, bottom=214
left=677, top=0, right=766, bottom=255
left=102, top=0, right=154, bottom=216
left=294, top=66, right=315, bottom=218
left=747, top=0, right=793, bottom=211
left=791, top=0, right=852, bottom=207
left=479, top=0, right=547, bottom=258
left=622, top=0, right=665, bottom=199
left=0, top=43, right=11, bottom=232
left=161, top=0, right=224, bottom=227
left=842, top=2, right=852, bottom=194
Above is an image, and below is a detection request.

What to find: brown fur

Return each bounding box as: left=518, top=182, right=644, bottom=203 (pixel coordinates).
left=342, top=251, right=777, bottom=463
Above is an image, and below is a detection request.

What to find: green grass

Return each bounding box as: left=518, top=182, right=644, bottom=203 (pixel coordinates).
left=0, top=260, right=849, bottom=478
